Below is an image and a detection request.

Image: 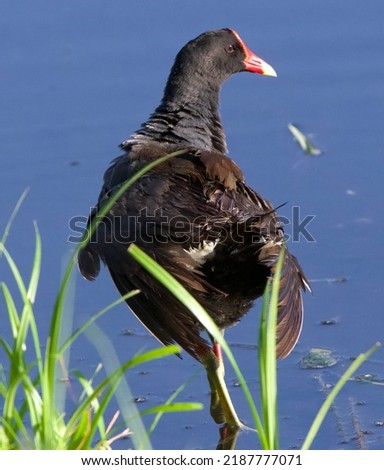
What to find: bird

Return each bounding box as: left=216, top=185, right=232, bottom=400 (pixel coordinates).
left=78, top=28, right=310, bottom=428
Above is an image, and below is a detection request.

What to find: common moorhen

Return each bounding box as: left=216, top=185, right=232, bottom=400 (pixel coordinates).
left=78, top=29, right=310, bottom=428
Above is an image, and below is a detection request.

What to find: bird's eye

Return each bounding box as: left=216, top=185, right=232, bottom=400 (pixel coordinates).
left=225, top=44, right=235, bottom=54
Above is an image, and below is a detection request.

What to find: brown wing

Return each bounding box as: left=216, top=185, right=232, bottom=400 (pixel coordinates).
left=78, top=146, right=310, bottom=360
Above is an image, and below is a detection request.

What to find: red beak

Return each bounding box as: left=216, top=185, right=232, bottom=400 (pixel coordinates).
left=232, top=30, right=277, bottom=77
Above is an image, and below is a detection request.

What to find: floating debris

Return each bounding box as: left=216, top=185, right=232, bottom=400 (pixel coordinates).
left=320, top=319, right=337, bottom=326
left=332, top=277, right=348, bottom=283
left=300, top=347, right=338, bottom=369
left=133, top=396, right=147, bottom=403
left=354, top=373, right=384, bottom=385
left=121, top=328, right=149, bottom=337
left=288, top=123, right=321, bottom=156
left=121, top=328, right=136, bottom=336
left=309, top=277, right=348, bottom=284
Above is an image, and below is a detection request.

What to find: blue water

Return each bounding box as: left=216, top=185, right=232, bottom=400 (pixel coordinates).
left=1, top=0, right=384, bottom=449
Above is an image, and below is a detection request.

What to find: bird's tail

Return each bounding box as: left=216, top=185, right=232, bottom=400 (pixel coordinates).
left=258, top=242, right=311, bottom=358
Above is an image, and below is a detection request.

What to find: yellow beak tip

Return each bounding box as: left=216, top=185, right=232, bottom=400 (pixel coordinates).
left=262, top=63, right=277, bottom=78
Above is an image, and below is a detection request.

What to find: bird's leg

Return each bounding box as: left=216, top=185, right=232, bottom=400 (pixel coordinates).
left=216, top=424, right=240, bottom=450
left=200, top=342, right=241, bottom=428
left=213, top=340, right=225, bottom=377
left=209, top=340, right=226, bottom=421
left=208, top=332, right=226, bottom=422
left=207, top=343, right=225, bottom=424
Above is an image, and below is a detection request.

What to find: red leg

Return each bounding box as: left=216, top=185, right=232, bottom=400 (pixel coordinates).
left=213, top=341, right=223, bottom=364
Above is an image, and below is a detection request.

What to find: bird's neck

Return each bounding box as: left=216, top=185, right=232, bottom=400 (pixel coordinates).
left=123, top=77, right=228, bottom=154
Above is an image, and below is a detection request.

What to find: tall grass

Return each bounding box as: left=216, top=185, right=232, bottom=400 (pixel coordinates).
left=0, top=191, right=201, bottom=450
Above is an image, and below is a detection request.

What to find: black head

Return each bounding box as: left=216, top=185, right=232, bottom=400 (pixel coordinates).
left=133, top=29, right=277, bottom=153
left=162, top=28, right=276, bottom=105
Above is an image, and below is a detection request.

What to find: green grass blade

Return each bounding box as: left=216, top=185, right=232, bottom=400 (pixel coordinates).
left=54, top=251, right=77, bottom=417
left=301, top=342, right=381, bottom=450
left=71, top=371, right=106, bottom=449
left=65, top=405, right=94, bottom=450
left=0, top=412, right=30, bottom=450
left=0, top=243, right=29, bottom=302
left=78, top=363, right=103, bottom=403
left=27, top=222, right=42, bottom=304
left=0, top=189, right=29, bottom=253
left=258, top=280, right=270, bottom=432
left=3, top=365, right=42, bottom=437
left=263, top=248, right=284, bottom=449
left=0, top=244, right=36, bottom=394
left=26, top=224, right=43, bottom=376
left=0, top=336, right=12, bottom=362
left=0, top=282, right=20, bottom=345
left=142, top=403, right=203, bottom=416
left=0, top=242, right=38, bottom=369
